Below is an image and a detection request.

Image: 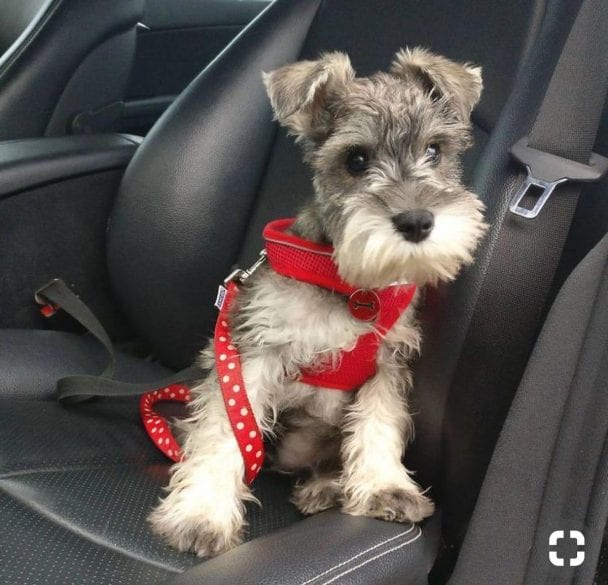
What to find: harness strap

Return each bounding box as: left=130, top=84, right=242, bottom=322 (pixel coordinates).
left=264, top=218, right=417, bottom=390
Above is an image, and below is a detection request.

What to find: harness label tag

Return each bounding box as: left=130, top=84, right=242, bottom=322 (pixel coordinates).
left=215, top=285, right=228, bottom=310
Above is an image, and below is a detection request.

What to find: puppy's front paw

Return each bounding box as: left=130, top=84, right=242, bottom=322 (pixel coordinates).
left=291, top=475, right=342, bottom=515
left=342, top=486, right=434, bottom=523
left=148, top=492, right=244, bottom=557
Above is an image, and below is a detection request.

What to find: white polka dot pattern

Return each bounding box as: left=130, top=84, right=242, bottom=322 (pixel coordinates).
left=214, top=282, right=265, bottom=485
left=141, top=282, right=265, bottom=484
left=139, top=385, right=191, bottom=462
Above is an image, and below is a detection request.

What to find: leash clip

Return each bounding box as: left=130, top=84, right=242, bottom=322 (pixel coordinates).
left=223, top=250, right=267, bottom=286
left=217, top=251, right=268, bottom=310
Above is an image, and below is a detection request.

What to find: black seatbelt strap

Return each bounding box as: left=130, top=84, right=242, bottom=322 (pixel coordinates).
left=35, top=278, right=116, bottom=379
left=505, top=0, right=608, bottom=282
left=483, top=0, right=608, bottom=375
left=35, top=278, right=201, bottom=403
left=441, top=0, right=608, bottom=552
left=56, top=367, right=201, bottom=404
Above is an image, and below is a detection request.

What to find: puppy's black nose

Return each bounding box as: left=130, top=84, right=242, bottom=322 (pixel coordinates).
left=392, top=210, right=434, bottom=243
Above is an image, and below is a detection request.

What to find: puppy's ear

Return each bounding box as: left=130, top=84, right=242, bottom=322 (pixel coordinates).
left=390, top=47, right=482, bottom=121
left=263, top=52, right=355, bottom=139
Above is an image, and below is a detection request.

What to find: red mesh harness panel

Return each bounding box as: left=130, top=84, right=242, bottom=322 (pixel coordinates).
left=263, top=219, right=417, bottom=390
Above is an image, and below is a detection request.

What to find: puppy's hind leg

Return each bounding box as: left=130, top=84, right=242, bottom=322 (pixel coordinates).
left=292, top=472, right=342, bottom=514
left=149, top=372, right=255, bottom=557
left=274, top=413, right=344, bottom=515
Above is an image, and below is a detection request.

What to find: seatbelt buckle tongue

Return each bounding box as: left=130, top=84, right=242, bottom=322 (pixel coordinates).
left=509, top=137, right=608, bottom=219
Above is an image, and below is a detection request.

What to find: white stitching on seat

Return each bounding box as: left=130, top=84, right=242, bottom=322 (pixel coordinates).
left=299, top=524, right=416, bottom=585
left=320, top=527, right=423, bottom=585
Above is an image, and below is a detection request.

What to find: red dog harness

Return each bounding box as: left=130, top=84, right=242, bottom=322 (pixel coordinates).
left=141, top=218, right=416, bottom=483
left=264, top=219, right=416, bottom=389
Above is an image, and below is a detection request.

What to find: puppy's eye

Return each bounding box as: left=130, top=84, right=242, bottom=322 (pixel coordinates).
left=345, top=146, right=369, bottom=175
left=425, top=143, right=441, bottom=165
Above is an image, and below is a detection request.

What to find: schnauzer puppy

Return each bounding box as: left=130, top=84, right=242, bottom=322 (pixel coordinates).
left=149, top=47, right=487, bottom=556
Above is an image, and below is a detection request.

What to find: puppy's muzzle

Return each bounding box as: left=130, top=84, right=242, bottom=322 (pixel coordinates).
left=392, top=209, right=434, bottom=243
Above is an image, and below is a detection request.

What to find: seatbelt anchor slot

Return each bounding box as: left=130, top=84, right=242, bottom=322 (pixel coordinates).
left=509, top=137, right=608, bottom=219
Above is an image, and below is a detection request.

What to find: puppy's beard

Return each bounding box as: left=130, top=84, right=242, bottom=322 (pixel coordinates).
left=334, top=199, right=487, bottom=288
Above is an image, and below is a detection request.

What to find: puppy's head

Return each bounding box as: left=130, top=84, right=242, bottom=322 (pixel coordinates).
left=264, top=48, right=487, bottom=288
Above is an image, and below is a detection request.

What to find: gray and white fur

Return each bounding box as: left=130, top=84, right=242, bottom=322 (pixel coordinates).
left=149, top=47, right=487, bottom=556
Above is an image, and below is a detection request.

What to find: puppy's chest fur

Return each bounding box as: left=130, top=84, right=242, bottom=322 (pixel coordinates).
left=229, top=266, right=421, bottom=426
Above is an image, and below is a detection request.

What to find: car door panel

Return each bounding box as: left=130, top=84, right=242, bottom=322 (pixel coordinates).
left=120, top=0, right=270, bottom=134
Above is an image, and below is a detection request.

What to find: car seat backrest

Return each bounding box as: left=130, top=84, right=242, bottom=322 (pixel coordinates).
left=554, top=108, right=608, bottom=287
left=0, top=0, right=143, bottom=140
left=108, top=0, right=323, bottom=369
left=109, top=0, right=546, bottom=369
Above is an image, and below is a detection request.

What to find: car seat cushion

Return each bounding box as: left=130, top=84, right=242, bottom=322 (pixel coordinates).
left=0, top=329, right=304, bottom=581
left=0, top=329, right=171, bottom=400
left=0, top=327, right=437, bottom=584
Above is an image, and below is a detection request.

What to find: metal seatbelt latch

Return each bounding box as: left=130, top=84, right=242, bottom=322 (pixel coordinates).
left=509, top=137, right=608, bottom=219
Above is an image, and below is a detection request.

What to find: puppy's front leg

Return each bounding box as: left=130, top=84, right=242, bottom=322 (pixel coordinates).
left=341, top=364, right=434, bottom=523
left=149, top=355, right=270, bottom=557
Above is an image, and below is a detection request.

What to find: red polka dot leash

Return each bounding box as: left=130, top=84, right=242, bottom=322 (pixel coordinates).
left=213, top=280, right=265, bottom=484
left=140, top=384, right=191, bottom=462
left=140, top=270, right=266, bottom=483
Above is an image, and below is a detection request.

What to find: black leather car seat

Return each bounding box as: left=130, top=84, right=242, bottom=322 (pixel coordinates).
left=0, top=0, right=590, bottom=583
left=0, top=0, right=143, bottom=140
